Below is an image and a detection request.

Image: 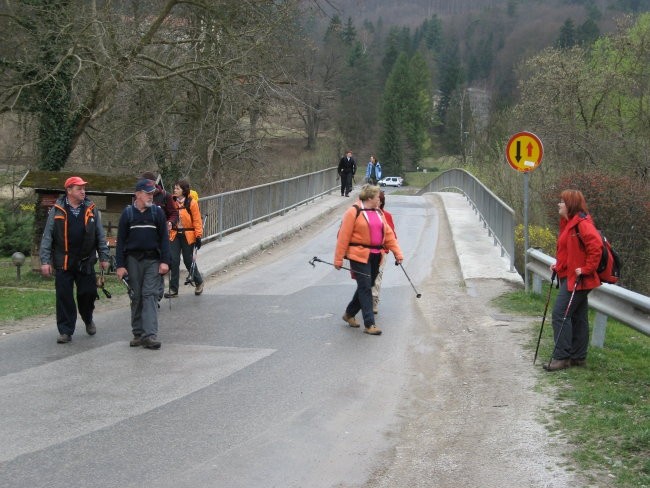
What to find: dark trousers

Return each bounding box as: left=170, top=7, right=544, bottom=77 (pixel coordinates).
left=170, top=234, right=203, bottom=292
left=340, top=173, right=353, bottom=196
left=346, top=253, right=382, bottom=327
left=551, top=278, right=592, bottom=360
left=55, top=268, right=97, bottom=336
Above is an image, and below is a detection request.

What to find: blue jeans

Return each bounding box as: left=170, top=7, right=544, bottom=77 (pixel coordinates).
left=345, top=254, right=381, bottom=328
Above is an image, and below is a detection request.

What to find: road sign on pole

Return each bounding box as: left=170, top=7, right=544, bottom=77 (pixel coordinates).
left=506, top=131, right=543, bottom=173
left=505, top=131, right=544, bottom=291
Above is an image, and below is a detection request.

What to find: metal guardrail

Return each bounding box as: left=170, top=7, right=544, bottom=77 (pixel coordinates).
left=526, top=248, right=650, bottom=347
left=199, top=167, right=339, bottom=242
left=418, top=168, right=516, bottom=272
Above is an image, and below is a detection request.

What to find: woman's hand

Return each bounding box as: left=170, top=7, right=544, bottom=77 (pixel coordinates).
left=575, top=267, right=582, bottom=276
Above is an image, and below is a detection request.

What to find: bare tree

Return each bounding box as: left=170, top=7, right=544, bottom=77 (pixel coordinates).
left=0, top=0, right=303, bottom=188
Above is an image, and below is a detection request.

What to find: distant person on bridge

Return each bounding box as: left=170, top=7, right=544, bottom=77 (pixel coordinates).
left=40, top=176, right=110, bottom=344
left=115, top=179, right=171, bottom=350
left=545, top=189, right=602, bottom=371
left=334, top=184, right=403, bottom=335
left=337, top=150, right=356, bottom=197
left=365, top=155, right=382, bottom=185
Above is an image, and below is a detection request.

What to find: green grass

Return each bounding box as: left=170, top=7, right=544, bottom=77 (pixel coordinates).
left=0, top=288, right=56, bottom=320
left=493, top=289, right=650, bottom=487
left=0, top=258, right=126, bottom=322
left=403, top=171, right=440, bottom=188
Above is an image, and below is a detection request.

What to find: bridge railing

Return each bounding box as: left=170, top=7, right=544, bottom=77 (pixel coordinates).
left=526, top=248, right=650, bottom=347
left=418, top=168, right=516, bottom=271
left=199, top=167, right=338, bottom=242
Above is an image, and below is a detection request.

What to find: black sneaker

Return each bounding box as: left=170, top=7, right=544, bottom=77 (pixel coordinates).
left=57, top=334, right=71, bottom=343
left=141, top=335, right=161, bottom=350
left=85, top=320, right=97, bottom=335
left=164, top=290, right=178, bottom=298
left=129, top=335, right=142, bottom=347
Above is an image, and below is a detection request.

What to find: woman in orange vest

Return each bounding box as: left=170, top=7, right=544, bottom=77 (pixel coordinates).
left=165, top=179, right=204, bottom=297
left=334, top=184, right=403, bottom=335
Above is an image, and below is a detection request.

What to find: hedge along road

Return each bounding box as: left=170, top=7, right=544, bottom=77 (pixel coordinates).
left=0, top=192, right=587, bottom=488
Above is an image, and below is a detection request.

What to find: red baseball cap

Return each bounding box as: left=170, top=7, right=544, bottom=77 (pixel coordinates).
left=64, top=176, right=88, bottom=188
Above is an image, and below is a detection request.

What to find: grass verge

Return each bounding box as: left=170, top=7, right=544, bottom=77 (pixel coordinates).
left=0, top=258, right=126, bottom=322
left=493, top=289, right=650, bottom=488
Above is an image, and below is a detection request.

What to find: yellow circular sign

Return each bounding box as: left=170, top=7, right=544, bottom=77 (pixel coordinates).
left=506, top=132, right=543, bottom=173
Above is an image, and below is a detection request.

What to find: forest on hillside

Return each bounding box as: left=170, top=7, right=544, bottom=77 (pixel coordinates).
left=1, top=0, right=649, bottom=291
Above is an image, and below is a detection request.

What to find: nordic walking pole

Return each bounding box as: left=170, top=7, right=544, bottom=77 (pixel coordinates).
left=308, top=256, right=371, bottom=278
left=545, top=276, right=581, bottom=369
left=396, top=262, right=422, bottom=298
left=533, top=271, right=556, bottom=365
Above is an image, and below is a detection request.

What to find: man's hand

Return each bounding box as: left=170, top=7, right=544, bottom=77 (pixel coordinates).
left=159, top=263, right=170, bottom=275
left=116, top=267, right=127, bottom=280
left=100, top=260, right=109, bottom=271
left=40, top=264, right=52, bottom=277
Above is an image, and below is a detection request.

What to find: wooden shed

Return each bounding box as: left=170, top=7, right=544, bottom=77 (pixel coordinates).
left=18, top=170, right=155, bottom=270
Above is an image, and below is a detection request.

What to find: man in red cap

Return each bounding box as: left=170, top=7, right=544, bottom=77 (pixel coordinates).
left=40, top=176, right=110, bottom=343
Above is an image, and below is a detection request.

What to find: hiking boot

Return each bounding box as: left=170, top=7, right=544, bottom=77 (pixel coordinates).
left=141, top=335, right=161, bottom=350
left=57, top=334, right=71, bottom=344
left=164, top=289, right=178, bottom=298
left=194, top=282, right=204, bottom=295
left=342, top=313, right=360, bottom=328
left=543, top=359, right=570, bottom=371
left=364, top=326, right=382, bottom=335
left=129, top=335, right=142, bottom=347
left=570, top=358, right=587, bottom=367
left=85, top=320, right=97, bottom=336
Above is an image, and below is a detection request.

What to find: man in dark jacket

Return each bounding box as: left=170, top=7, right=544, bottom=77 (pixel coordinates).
left=115, top=179, right=171, bottom=350
left=140, top=171, right=178, bottom=230
left=337, top=150, right=356, bottom=197
left=40, top=176, right=110, bottom=344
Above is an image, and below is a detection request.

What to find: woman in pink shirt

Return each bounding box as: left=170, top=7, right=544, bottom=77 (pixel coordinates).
left=334, top=185, right=403, bottom=335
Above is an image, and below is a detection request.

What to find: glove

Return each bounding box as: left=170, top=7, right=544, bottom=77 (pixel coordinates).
left=195, top=237, right=202, bottom=250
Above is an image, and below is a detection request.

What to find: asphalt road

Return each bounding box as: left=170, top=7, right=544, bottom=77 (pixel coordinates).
left=0, top=195, right=438, bottom=488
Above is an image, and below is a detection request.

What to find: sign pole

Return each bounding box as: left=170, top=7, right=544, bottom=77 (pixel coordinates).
left=524, top=172, right=530, bottom=291
left=505, top=131, right=543, bottom=291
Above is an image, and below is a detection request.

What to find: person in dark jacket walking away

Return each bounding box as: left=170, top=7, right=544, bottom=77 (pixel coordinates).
left=545, top=189, right=603, bottom=371
left=115, top=179, right=171, bottom=350
left=40, top=176, right=110, bottom=344
left=140, top=172, right=178, bottom=300
left=337, top=150, right=356, bottom=197
left=140, top=172, right=178, bottom=229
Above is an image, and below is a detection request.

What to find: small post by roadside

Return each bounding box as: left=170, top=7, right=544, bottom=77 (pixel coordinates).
left=11, top=252, right=26, bottom=281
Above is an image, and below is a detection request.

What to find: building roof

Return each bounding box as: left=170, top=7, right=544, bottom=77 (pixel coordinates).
left=18, top=170, right=162, bottom=195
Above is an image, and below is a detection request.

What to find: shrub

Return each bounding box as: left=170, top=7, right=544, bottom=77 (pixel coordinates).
left=515, top=224, right=556, bottom=275
left=541, top=171, right=650, bottom=294
left=0, top=203, right=34, bottom=256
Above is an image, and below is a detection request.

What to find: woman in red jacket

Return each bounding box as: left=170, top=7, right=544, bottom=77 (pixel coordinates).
left=334, top=184, right=403, bottom=335
left=546, top=189, right=603, bottom=371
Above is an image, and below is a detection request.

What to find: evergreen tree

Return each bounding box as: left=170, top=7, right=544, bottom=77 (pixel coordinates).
left=436, top=37, right=463, bottom=130
left=342, top=17, right=357, bottom=45
left=557, top=19, right=577, bottom=48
